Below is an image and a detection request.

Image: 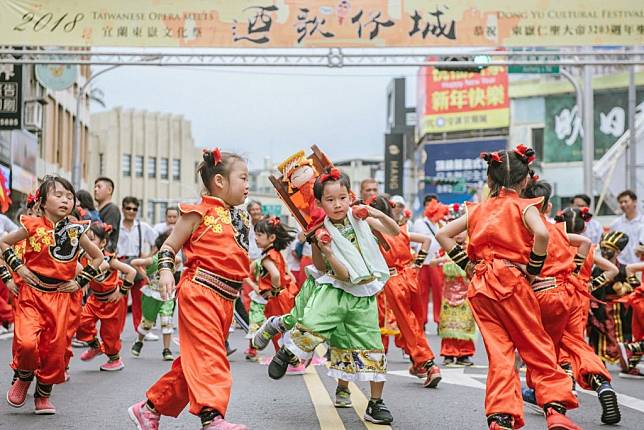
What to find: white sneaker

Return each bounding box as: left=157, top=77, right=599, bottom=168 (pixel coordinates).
left=0, top=325, right=12, bottom=340
left=144, top=332, right=160, bottom=342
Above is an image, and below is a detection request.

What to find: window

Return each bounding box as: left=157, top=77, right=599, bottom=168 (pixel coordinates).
left=135, top=155, right=144, bottom=177
left=194, top=161, right=199, bottom=184
left=159, top=202, right=168, bottom=221
left=172, top=159, right=181, bottom=181
left=148, top=157, right=156, bottom=178
left=160, top=158, right=169, bottom=180
left=122, top=154, right=132, bottom=177
left=147, top=200, right=155, bottom=224
left=99, top=153, right=104, bottom=176
left=531, top=127, right=544, bottom=162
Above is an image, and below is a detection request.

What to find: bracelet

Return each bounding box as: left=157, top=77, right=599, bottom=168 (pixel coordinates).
left=526, top=250, right=547, bottom=276
left=414, top=250, right=428, bottom=267
left=2, top=248, right=24, bottom=272
left=0, top=266, right=12, bottom=283
left=119, top=279, right=133, bottom=295
left=573, top=253, right=585, bottom=274
left=590, top=273, right=608, bottom=291
left=158, top=249, right=176, bottom=272
left=447, top=244, right=469, bottom=271
left=75, top=264, right=100, bottom=288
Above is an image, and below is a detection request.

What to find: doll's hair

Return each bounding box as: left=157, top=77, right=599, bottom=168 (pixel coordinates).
left=197, top=148, right=246, bottom=193
left=480, top=146, right=535, bottom=197
left=522, top=180, right=553, bottom=213
left=554, top=207, right=593, bottom=234
left=313, top=167, right=351, bottom=200
left=254, top=216, right=295, bottom=251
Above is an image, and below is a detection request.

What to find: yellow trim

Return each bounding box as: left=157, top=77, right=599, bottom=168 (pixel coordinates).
left=302, top=365, right=346, bottom=430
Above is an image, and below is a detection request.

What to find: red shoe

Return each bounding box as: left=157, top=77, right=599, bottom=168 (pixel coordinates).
left=80, top=346, right=103, bottom=362
left=202, top=416, right=248, bottom=430
left=34, top=397, right=56, bottom=415
left=128, top=400, right=160, bottom=430
left=100, top=359, right=125, bottom=371
left=408, top=363, right=428, bottom=379
left=423, top=364, right=442, bottom=388
left=244, top=347, right=258, bottom=362
left=545, top=409, right=581, bottom=430
left=6, top=379, right=31, bottom=408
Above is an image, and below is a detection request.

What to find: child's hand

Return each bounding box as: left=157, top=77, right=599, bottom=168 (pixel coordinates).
left=159, top=269, right=176, bottom=301
left=99, top=260, right=110, bottom=273
left=5, top=279, right=18, bottom=296
left=16, top=266, right=39, bottom=287
left=106, top=288, right=123, bottom=303
left=57, top=280, right=81, bottom=293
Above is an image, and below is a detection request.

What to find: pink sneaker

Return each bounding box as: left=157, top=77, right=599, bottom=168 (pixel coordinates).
left=423, top=364, right=442, bottom=388
left=80, top=347, right=103, bottom=361
left=6, top=379, right=31, bottom=407
left=286, top=362, right=306, bottom=375
left=100, top=359, right=125, bottom=371
left=128, top=400, right=160, bottom=430
left=203, top=416, right=248, bottom=430
left=34, top=396, right=56, bottom=415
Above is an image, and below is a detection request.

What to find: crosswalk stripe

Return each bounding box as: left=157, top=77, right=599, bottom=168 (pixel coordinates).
left=348, top=382, right=393, bottom=430
left=303, top=364, right=346, bottom=430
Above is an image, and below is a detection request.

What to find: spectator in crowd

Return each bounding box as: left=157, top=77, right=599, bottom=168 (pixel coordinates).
left=570, top=194, right=603, bottom=244
left=610, top=189, right=644, bottom=264
left=117, top=196, right=158, bottom=338
left=153, top=206, right=179, bottom=235
left=94, top=177, right=121, bottom=251
left=76, top=190, right=102, bottom=222
left=0, top=213, right=18, bottom=238
left=360, top=178, right=379, bottom=202
left=246, top=200, right=264, bottom=261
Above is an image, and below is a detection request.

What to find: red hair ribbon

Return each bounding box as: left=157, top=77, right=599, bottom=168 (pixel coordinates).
left=319, top=168, right=341, bottom=183
left=532, top=175, right=540, bottom=182
left=388, top=200, right=397, bottom=209
left=202, top=148, right=223, bottom=166
left=403, top=209, right=412, bottom=218
left=363, top=195, right=376, bottom=206
left=452, top=203, right=460, bottom=213
left=268, top=216, right=281, bottom=227
left=514, top=144, right=536, bottom=164
left=102, top=223, right=113, bottom=234
left=480, top=151, right=502, bottom=164
left=27, top=190, right=40, bottom=206
left=579, top=207, right=593, bottom=221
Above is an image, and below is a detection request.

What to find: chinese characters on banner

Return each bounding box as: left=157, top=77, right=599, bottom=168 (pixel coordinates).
left=0, top=1, right=643, bottom=48
left=423, top=139, right=506, bottom=203
left=417, top=66, right=510, bottom=135
left=0, top=61, right=21, bottom=130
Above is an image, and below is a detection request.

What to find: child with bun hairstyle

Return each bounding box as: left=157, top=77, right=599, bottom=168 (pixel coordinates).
left=76, top=222, right=137, bottom=371
left=128, top=148, right=251, bottom=430
left=436, top=146, right=580, bottom=430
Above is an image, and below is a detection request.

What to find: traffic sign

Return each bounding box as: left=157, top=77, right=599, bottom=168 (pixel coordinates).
left=509, top=49, right=560, bottom=74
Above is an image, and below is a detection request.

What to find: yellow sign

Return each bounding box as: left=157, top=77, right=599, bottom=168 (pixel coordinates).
left=1, top=0, right=643, bottom=48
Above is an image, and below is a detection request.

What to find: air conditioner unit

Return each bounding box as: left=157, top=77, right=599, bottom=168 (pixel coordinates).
left=23, top=99, right=46, bottom=132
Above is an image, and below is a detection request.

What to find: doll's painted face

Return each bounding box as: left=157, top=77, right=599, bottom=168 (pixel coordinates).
left=290, top=165, right=315, bottom=189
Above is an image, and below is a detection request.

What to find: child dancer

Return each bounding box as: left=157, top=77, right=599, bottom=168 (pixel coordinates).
left=589, top=231, right=644, bottom=378
left=128, top=148, right=250, bottom=430
left=369, top=195, right=442, bottom=387
left=76, top=222, right=136, bottom=371
left=267, top=168, right=399, bottom=425
left=129, top=231, right=178, bottom=361
left=1, top=176, right=104, bottom=414
left=436, top=146, right=580, bottom=430
left=521, top=182, right=621, bottom=425
left=244, top=216, right=296, bottom=359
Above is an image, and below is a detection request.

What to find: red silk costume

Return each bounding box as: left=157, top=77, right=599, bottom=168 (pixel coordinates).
left=259, top=248, right=296, bottom=351
left=76, top=252, right=126, bottom=358
left=465, top=189, right=578, bottom=428
left=146, top=195, right=250, bottom=418
left=12, top=215, right=89, bottom=385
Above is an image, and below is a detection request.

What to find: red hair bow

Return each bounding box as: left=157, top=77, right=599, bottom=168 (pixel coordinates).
left=363, top=195, right=376, bottom=206
left=452, top=203, right=460, bottom=213
left=403, top=209, right=412, bottom=218
left=102, top=223, right=113, bottom=234
left=532, top=175, right=540, bottom=182
left=514, top=144, right=536, bottom=164
left=320, top=168, right=341, bottom=183
left=388, top=200, right=397, bottom=209
left=268, top=216, right=281, bottom=227
left=203, top=148, right=223, bottom=166
left=480, top=152, right=502, bottom=163
left=27, top=190, right=40, bottom=206
left=580, top=207, right=589, bottom=215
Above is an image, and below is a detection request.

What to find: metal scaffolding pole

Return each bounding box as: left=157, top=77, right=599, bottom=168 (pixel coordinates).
left=627, top=65, right=637, bottom=190
left=582, top=65, right=595, bottom=211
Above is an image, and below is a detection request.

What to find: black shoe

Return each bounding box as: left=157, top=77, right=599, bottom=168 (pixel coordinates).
left=487, top=413, right=514, bottom=429
left=442, top=356, right=456, bottom=367
left=597, top=381, right=621, bottom=424
left=456, top=356, right=474, bottom=367
left=268, top=346, right=297, bottom=380
left=131, top=341, right=143, bottom=357
left=162, top=348, right=174, bottom=361
left=364, top=398, right=393, bottom=425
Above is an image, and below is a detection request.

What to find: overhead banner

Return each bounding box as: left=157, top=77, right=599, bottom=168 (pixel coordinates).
left=417, top=66, right=510, bottom=135
left=0, top=1, right=643, bottom=48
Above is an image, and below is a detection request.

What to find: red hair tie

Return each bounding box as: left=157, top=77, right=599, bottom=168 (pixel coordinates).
left=268, top=216, right=281, bottom=227
left=403, top=209, right=412, bottom=218
left=319, top=168, right=341, bottom=183
left=513, top=144, right=536, bottom=164
left=388, top=200, right=397, bottom=209
left=452, top=203, right=460, bottom=213
left=202, top=148, right=223, bottom=166
left=480, top=151, right=502, bottom=164
left=363, top=195, right=376, bottom=206
left=102, top=223, right=113, bottom=234
left=532, top=175, right=540, bottom=182
left=27, top=190, right=39, bottom=206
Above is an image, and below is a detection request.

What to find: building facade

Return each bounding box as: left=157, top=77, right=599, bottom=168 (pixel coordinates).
left=88, top=108, right=202, bottom=224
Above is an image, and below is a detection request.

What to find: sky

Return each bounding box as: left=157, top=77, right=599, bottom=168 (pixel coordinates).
left=92, top=62, right=420, bottom=170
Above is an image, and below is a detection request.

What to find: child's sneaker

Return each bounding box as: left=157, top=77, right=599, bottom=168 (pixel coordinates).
left=423, top=362, right=442, bottom=388
left=34, top=397, right=56, bottom=415
left=131, top=341, right=144, bottom=358
left=545, top=408, right=581, bottom=430
left=202, top=416, right=248, bottom=430
left=162, top=348, right=174, bottom=361
left=80, top=347, right=102, bottom=361
left=268, top=346, right=298, bottom=380
left=487, top=413, right=514, bottom=429
left=252, top=316, right=283, bottom=351
left=364, top=398, right=393, bottom=424
left=244, top=347, right=258, bottom=362
left=408, top=363, right=428, bottom=379
left=128, top=400, right=160, bottom=430
left=521, top=387, right=543, bottom=415
left=618, top=367, right=644, bottom=379
left=596, top=381, right=621, bottom=424
left=100, top=359, right=125, bottom=371
left=442, top=356, right=456, bottom=367
left=456, top=356, right=474, bottom=367
left=334, top=386, right=352, bottom=408
left=6, top=379, right=31, bottom=407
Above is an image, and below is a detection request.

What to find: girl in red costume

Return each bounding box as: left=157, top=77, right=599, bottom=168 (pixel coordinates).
left=436, top=146, right=580, bottom=430
left=128, top=148, right=251, bottom=430
left=76, top=222, right=137, bottom=371
left=1, top=176, right=104, bottom=414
